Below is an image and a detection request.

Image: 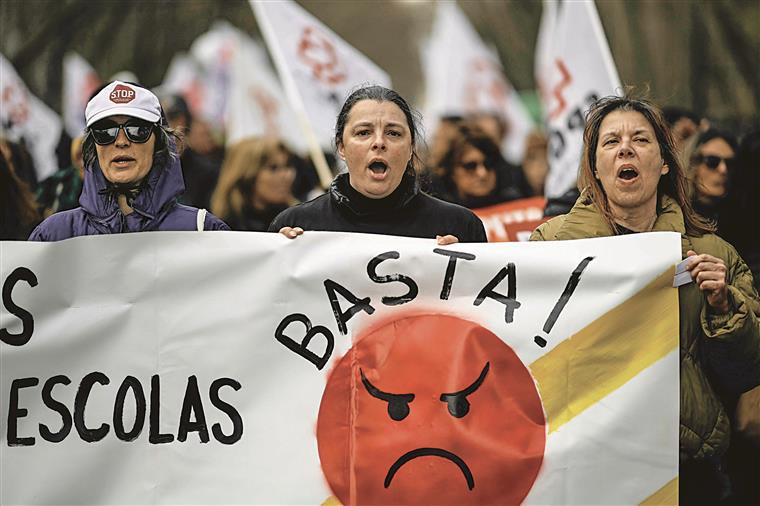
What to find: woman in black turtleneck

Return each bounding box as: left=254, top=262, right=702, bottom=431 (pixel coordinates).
left=269, top=86, right=486, bottom=243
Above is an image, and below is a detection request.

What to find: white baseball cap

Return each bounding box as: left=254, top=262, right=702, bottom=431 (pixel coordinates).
left=85, top=81, right=161, bottom=127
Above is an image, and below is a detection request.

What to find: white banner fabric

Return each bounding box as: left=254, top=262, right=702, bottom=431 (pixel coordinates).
left=1, top=231, right=679, bottom=504
left=422, top=2, right=534, bottom=164
left=250, top=0, right=392, bottom=150
left=62, top=52, right=101, bottom=139
left=0, top=53, right=63, bottom=181
left=540, top=0, right=622, bottom=199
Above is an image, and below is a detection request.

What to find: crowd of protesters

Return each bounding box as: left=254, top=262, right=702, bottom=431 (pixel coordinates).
left=1, top=80, right=758, bottom=505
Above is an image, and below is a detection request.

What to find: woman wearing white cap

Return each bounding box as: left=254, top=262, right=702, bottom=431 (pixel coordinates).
left=29, top=81, right=228, bottom=240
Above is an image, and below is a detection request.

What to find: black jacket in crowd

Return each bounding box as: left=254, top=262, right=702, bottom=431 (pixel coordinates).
left=269, top=172, right=487, bottom=243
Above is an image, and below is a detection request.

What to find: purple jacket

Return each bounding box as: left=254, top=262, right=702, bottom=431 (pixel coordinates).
left=29, top=145, right=228, bottom=241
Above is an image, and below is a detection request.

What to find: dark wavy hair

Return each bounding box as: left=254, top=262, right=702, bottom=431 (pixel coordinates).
left=334, top=85, right=423, bottom=178
left=579, top=94, right=713, bottom=236
left=81, top=81, right=182, bottom=175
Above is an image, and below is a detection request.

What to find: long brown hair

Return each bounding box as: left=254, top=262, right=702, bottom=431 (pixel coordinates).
left=211, top=137, right=296, bottom=220
left=579, top=94, right=713, bottom=236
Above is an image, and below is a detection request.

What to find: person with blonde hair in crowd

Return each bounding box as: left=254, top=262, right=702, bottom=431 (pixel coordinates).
left=530, top=94, right=760, bottom=504
left=211, top=137, right=298, bottom=232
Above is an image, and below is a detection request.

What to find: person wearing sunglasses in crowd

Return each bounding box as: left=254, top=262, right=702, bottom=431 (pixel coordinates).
left=432, top=124, right=530, bottom=210
left=29, top=81, right=228, bottom=241
left=684, top=129, right=738, bottom=224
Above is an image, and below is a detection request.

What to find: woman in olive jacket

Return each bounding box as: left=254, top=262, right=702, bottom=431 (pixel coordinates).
left=531, top=95, right=760, bottom=504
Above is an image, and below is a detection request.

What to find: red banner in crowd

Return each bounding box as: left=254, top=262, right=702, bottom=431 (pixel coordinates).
left=474, top=197, right=548, bottom=242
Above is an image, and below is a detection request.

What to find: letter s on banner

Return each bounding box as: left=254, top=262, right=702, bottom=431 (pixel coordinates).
left=1, top=267, right=38, bottom=346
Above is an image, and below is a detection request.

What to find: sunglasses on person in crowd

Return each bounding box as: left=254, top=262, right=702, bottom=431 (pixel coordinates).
left=694, top=154, right=736, bottom=171
left=460, top=160, right=496, bottom=173
left=89, top=119, right=155, bottom=145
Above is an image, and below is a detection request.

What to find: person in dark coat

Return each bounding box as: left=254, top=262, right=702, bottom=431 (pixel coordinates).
left=270, top=86, right=486, bottom=244
left=29, top=81, right=228, bottom=241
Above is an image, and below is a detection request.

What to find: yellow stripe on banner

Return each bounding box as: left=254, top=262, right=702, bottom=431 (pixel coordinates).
left=640, top=477, right=679, bottom=505
left=530, top=266, right=678, bottom=433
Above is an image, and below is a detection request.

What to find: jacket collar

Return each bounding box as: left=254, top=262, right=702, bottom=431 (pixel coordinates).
left=79, top=141, right=185, bottom=230
left=330, top=172, right=419, bottom=217
left=554, top=190, right=686, bottom=241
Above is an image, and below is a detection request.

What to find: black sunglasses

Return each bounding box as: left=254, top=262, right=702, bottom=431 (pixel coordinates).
left=460, top=160, right=495, bottom=173
left=695, top=154, right=735, bottom=171
left=90, top=119, right=155, bottom=145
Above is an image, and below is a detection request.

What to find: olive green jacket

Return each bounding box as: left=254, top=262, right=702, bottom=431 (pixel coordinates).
left=531, top=194, right=760, bottom=461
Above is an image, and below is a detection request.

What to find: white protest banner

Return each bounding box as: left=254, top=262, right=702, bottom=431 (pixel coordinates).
left=225, top=29, right=308, bottom=153
left=1, top=232, right=679, bottom=504
left=422, top=2, right=534, bottom=164
left=251, top=0, right=392, bottom=187
left=540, top=0, right=621, bottom=199
left=62, top=52, right=101, bottom=139
left=0, top=53, right=63, bottom=181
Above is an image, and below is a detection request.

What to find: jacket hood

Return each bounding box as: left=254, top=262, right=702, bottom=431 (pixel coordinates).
left=79, top=140, right=185, bottom=231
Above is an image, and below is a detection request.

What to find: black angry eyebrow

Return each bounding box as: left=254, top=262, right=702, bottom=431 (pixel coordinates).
left=360, top=369, right=415, bottom=403
left=440, top=362, right=490, bottom=399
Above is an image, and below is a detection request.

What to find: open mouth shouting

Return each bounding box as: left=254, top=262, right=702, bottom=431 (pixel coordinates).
left=617, top=164, right=639, bottom=183
left=368, top=159, right=389, bottom=180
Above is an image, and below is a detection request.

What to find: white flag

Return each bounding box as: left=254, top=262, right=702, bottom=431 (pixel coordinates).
left=540, top=0, right=621, bottom=199
left=534, top=0, right=558, bottom=118
left=422, top=2, right=534, bottom=164
left=0, top=53, right=62, bottom=181
left=250, top=0, right=392, bottom=151
left=225, top=29, right=308, bottom=153
left=62, top=52, right=101, bottom=139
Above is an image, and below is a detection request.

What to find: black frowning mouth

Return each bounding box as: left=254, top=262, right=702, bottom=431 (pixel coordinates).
left=384, top=447, right=474, bottom=490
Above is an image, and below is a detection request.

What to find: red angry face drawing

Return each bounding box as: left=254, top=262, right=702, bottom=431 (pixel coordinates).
left=317, top=314, right=546, bottom=505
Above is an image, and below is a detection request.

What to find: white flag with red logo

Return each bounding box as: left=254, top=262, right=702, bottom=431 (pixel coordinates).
left=422, top=2, right=534, bottom=165
left=225, top=29, right=308, bottom=153
left=539, top=0, right=621, bottom=199
left=250, top=0, right=392, bottom=150
left=0, top=53, right=62, bottom=181
left=62, top=52, right=101, bottom=139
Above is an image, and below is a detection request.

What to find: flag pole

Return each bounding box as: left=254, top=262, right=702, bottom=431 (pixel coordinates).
left=251, top=0, right=334, bottom=190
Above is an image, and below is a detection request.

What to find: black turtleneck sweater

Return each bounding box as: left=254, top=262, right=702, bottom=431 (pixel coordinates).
left=269, top=173, right=487, bottom=242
